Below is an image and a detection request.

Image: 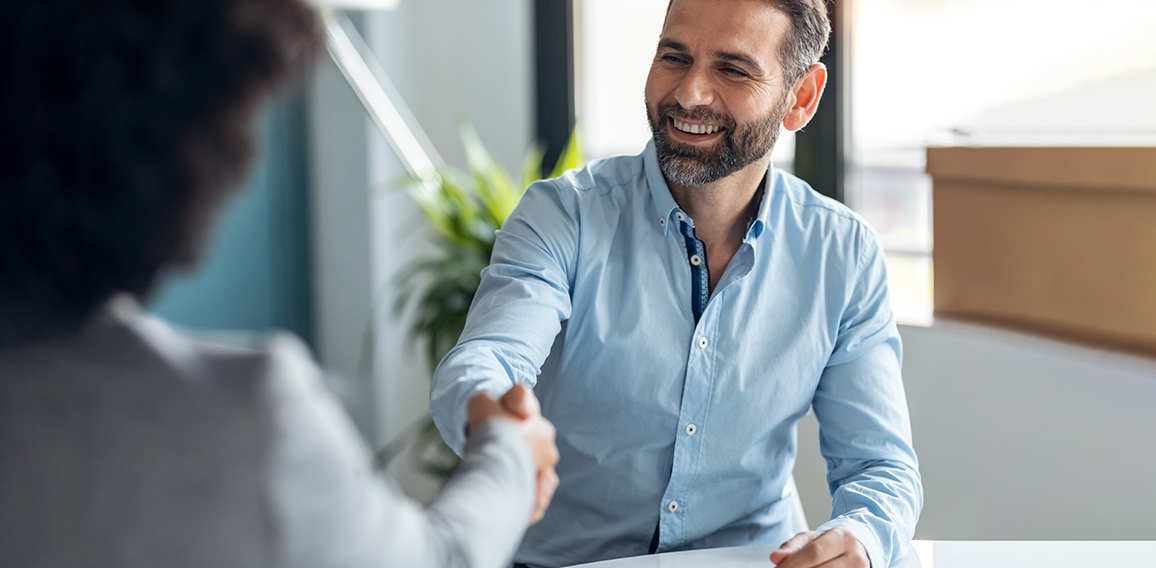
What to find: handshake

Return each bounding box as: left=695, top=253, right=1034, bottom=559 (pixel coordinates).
left=467, top=385, right=560, bottom=523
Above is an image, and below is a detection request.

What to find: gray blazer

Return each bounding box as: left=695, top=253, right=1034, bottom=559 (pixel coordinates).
left=0, top=296, right=535, bottom=568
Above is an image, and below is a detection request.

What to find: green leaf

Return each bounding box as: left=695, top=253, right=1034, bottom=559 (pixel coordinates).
left=521, top=141, right=547, bottom=189
left=460, top=123, right=522, bottom=229
left=549, top=126, right=585, bottom=179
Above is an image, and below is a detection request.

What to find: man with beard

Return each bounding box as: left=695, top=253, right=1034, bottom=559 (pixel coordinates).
left=430, top=0, right=922, bottom=567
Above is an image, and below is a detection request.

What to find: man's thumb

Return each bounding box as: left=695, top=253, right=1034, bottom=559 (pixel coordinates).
left=500, top=384, right=535, bottom=419
left=468, top=391, right=501, bottom=418
left=770, top=548, right=795, bottom=564
left=770, top=532, right=811, bottom=564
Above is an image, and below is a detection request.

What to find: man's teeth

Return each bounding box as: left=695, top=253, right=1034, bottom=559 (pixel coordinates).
left=673, top=119, right=720, bottom=135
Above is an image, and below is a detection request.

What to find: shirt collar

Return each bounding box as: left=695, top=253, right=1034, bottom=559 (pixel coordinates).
left=644, top=138, right=776, bottom=240
left=745, top=167, right=773, bottom=241
left=644, top=140, right=681, bottom=237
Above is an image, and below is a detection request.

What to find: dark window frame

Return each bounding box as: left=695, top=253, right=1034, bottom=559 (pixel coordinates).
left=792, top=0, right=846, bottom=202
left=534, top=0, right=576, bottom=176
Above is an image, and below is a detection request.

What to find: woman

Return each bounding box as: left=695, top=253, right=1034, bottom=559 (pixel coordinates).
left=0, top=1, right=558, bottom=567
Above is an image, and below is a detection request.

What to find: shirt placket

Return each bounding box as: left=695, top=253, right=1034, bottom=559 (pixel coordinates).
left=676, top=213, right=711, bottom=323
left=656, top=211, right=719, bottom=551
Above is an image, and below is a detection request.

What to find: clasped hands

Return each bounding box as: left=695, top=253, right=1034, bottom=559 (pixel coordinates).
left=467, top=384, right=560, bottom=524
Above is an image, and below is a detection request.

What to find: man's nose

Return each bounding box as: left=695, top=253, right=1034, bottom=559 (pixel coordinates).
left=675, top=64, right=714, bottom=108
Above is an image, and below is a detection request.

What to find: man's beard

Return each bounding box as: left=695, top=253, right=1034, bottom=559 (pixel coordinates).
left=646, top=95, right=789, bottom=187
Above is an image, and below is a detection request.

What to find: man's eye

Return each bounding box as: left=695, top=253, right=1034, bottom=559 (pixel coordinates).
left=662, top=54, right=687, bottom=64
left=722, top=67, right=746, bottom=77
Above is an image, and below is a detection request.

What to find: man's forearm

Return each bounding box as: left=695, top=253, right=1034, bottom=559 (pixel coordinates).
left=814, top=317, right=922, bottom=568
left=818, top=458, right=923, bottom=568
left=430, top=340, right=526, bottom=454
left=430, top=179, right=578, bottom=455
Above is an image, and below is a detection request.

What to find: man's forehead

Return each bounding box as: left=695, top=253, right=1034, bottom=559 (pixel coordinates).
left=664, top=0, right=791, bottom=28
left=661, top=0, right=790, bottom=69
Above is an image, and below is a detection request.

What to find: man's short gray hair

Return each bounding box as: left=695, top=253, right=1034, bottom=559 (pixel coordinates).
left=666, top=0, right=831, bottom=87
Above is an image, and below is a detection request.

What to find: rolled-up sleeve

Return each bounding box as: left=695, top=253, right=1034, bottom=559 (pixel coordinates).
left=812, top=227, right=923, bottom=568
left=429, top=178, right=579, bottom=453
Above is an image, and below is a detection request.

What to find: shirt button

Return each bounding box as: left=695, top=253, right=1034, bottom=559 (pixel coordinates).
left=697, top=337, right=708, bottom=349
left=675, top=211, right=686, bottom=222
left=659, top=217, right=666, bottom=227
left=689, top=254, right=702, bottom=266
left=685, top=423, right=697, bottom=435
left=667, top=500, right=679, bottom=512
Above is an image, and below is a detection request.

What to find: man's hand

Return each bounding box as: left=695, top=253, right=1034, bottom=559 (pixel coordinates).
left=467, top=385, right=560, bottom=523
left=770, top=528, right=869, bottom=568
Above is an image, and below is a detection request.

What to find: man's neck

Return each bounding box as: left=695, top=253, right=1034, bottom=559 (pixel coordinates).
left=667, top=156, right=768, bottom=246
left=666, top=156, right=769, bottom=292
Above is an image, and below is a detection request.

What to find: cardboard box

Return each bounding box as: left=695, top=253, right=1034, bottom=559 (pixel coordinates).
left=927, top=146, right=1156, bottom=356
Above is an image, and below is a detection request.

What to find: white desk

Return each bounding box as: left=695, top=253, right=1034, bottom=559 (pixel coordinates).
left=564, top=541, right=1156, bottom=568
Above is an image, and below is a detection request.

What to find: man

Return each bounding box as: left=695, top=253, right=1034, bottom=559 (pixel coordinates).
left=0, top=1, right=557, bottom=567
left=431, top=0, right=922, bottom=566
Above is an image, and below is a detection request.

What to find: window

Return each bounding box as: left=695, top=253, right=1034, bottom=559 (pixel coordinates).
left=849, top=0, right=1156, bottom=323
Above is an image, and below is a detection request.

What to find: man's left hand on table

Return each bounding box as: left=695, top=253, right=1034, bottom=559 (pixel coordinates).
left=770, top=528, right=869, bottom=568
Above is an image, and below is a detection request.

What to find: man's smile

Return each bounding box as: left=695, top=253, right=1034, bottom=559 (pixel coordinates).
left=668, top=116, right=726, bottom=142
left=671, top=117, right=723, bottom=135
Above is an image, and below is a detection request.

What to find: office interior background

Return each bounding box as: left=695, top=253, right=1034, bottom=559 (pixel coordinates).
left=148, top=0, right=1156, bottom=541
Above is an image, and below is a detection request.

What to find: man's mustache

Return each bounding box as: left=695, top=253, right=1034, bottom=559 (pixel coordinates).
left=655, top=103, right=736, bottom=131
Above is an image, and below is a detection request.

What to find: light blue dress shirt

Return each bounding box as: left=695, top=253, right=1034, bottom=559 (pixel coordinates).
left=430, top=141, right=922, bottom=568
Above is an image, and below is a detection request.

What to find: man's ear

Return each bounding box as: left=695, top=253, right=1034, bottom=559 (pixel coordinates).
left=782, top=63, right=827, bottom=132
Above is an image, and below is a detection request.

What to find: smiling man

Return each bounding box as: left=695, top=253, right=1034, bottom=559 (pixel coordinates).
left=430, top=0, right=922, bottom=567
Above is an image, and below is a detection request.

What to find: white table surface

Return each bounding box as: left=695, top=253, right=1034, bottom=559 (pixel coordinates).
left=563, top=540, right=1156, bottom=568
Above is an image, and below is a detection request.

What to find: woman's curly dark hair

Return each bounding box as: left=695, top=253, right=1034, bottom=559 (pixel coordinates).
left=0, top=0, right=318, bottom=341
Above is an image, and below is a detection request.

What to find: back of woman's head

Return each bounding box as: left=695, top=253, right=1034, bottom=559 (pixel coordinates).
left=0, top=0, right=318, bottom=342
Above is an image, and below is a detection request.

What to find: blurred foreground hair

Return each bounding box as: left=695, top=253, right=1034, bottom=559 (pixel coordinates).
left=0, top=0, right=318, bottom=342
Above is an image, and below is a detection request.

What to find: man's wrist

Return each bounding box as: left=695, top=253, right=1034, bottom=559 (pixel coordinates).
left=814, top=520, right=880, bottom=568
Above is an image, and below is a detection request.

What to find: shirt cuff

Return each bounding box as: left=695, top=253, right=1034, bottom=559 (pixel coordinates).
left=815, top=518, right=884, bottom=568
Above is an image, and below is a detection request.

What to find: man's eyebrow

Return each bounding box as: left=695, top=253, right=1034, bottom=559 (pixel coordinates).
left=715, top=51, right=765, bottom=74
left=657, top=39, right=766, bottom=74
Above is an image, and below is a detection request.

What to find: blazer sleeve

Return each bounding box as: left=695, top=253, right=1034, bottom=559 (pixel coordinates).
left=263, top=334, right=537, bottom=568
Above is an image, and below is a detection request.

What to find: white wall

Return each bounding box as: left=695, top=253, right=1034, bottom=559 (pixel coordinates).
left=309, top=2, right=533, bottom=499
left=793, top=320, right=1156, bottom=539
left=369, top=0, right=534, bottom=177
left=307, top=55, right=379, bottom=434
